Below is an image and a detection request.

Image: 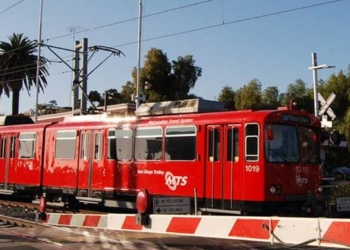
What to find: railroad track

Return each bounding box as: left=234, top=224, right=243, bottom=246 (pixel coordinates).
left=0, top=198, right=107, bottom=231
left=0, top=214, right=47, bottom=228
left=0, top=199, right=106, bottom=215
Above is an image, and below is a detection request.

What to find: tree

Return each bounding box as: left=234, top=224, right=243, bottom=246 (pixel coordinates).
left=120, top=81, right=134, bottom=103
left=88, top=90, right=103, bottom=107
left=136, top=48, right=172, bottom=102
left=234, top=78, right=263, bottom=110
left=36, top=100, right=58, bottom=114
left=262, top=86, right=280, bottom=109
left=131, top=48, right=202, bottom=102
left=103, top=88, right=121, bottom=106
left=0, top=33, right=49, bottom=115
left=172, top=55, right=202, bottom=100
left=319, top=70, right=350, bottom=120
left=46, top=100, right=58, bottom=113
left=280, top=79, right=313, bottom=113
left=217, top=85, right=235, bottom=110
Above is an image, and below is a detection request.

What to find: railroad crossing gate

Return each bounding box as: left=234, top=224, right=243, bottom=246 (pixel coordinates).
left=45, top=213, right=350, bottom=248
left=318, top=92, right=336, bottom=128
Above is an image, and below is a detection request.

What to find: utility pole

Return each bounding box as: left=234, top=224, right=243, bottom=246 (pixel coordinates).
left=81, top=38, right=88, bottom=112
left=72, top=41, right=80, bottom=112
left=34, top=0, right=43, bottom=123
left=136, top=0, right=143, bottom=108
left=308, top=53, right=335, bottom=118
left=72, top=38, right=88, bottom=114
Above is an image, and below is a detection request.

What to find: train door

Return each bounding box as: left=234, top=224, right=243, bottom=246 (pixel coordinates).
left=205, top=124, right=241, bottom=212
left=0, top=135, right=14, bottom=193
left=223, top=125, right=241, bottom=210
left=0, top=136, right=7, bottom=188
left=4, top=135, right=16, bottom=193
left=205, top=125, right=224, bottom=209
left=77, top=130, right=104, bottom=202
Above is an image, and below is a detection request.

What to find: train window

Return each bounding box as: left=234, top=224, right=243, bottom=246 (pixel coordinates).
left=227, top=128, right=239, bottom=162
left=265, top=124, right=299, bottom=163
left=10, top=136, right=16, bottom=158
left=165, top=126, right=196, bottom=161
left=107, top=130, right=117, bottom=159
left=135, top=127, right=162, bottom=161
left=209, top=128, right=220, bottom=161
left=19, top=132, right=36, bottom=158
left=80, top=134, right=88, bottom=160
left=55, top=130, right=76, bottom=159
left=245, top=124, right=259, bottom=161
left=115, top=129, right=132, bottom=161
left=0, top=137, right=6, bottom=158
left=94, top=133, right=103, bottom=160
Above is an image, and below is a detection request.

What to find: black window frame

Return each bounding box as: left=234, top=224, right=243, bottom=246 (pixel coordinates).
left=55, top=130, right=77, bottom=159
left=135, top=127, right=163, bottom=161
left=18, top=132, right=36, bottom=159
left=245, top=123, right=259, bottom=161
left=165, top=125, right=197, bottom=161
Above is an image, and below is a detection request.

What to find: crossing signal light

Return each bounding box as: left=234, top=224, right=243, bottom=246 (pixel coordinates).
left=321, top=129, right=346, bottom=146
left=321, top=130, right=328, bottom=143
left=329, top=130, right=341, bottom=146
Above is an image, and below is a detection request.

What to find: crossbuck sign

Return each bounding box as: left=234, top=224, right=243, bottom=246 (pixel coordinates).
left=318, top=92, right=336, bottom=120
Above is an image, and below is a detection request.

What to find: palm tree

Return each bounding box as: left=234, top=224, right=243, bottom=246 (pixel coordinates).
left=0, top=33, right=49, bottom=115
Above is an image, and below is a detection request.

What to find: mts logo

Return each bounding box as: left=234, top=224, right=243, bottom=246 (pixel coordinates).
left=165, top=171, right=188, bottom=191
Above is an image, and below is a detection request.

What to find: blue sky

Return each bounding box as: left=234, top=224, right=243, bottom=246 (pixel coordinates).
left=0, top=0, right=349, bottom=115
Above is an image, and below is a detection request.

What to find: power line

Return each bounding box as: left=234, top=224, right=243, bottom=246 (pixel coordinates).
left=0, top=45, right=76, bottom=78
left=0, top=64, right=45, bottom=78
left=224, top=0, right=344, bottom=25
left=112, top=0, right=344, bottom=48
left=0, top=0, right=25, bottom=15
left=46, top=0, right=215, bottom=41
left=0, top=68, right=71, bottom=86
left=0, top=0, right=344, bottom=83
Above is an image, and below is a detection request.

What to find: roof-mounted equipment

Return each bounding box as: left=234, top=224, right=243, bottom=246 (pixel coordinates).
left=0, top=116, right=34, bottom=126
left=135, top=99, right=226, bottom=117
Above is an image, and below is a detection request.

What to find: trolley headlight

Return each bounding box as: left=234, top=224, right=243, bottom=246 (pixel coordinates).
left=269, top=185, right=277, bottom=195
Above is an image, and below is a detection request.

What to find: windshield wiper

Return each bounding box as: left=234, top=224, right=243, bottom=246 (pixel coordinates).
left=269, top=148, right=288, bottom=163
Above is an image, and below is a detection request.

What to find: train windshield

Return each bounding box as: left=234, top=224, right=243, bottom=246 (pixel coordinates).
left=265, top=124, right=319, bottom=164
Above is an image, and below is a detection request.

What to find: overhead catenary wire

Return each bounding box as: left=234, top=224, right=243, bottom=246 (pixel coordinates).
left=0, top=70, right=71, bottom=87
left=0, top=0, right=25, bottom=15
left=113, top=0, right=344, bottom=48
left=0, top=0, right=344, bottom=81
left=0, top=44, right=81, bottom=79
left=0, top=0, right=344, bottom=55
left=46, top=0, right=215, bottom=41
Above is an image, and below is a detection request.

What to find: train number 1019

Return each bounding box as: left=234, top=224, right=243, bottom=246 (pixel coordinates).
left=245, top=165, right=260, bottom=172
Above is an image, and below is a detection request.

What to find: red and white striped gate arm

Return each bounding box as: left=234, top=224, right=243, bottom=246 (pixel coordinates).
left=46, top=213, right=107, bottom=228
left=45, top=213, right=350, bottom=248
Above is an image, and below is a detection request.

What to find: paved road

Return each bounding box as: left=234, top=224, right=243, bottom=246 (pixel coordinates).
left=0, top=226, right=346, bottom=250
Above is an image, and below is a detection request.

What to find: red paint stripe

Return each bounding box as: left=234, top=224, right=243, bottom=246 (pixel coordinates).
left=83, top=215, right=101, bottom=227
left=322, top=221, right=350, bottom=245
left=166, top=217, right=201, bottom=234
left=229, top=219, right=278, bottom=239
left=121, top=216, right=143, bottom=230
left=58, top=214, right=73, bottom=225
left=45, top=214, right=50, bottom=223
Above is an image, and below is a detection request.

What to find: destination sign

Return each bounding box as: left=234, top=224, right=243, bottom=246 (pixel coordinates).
left=282, top=114, right=310, bottom=124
